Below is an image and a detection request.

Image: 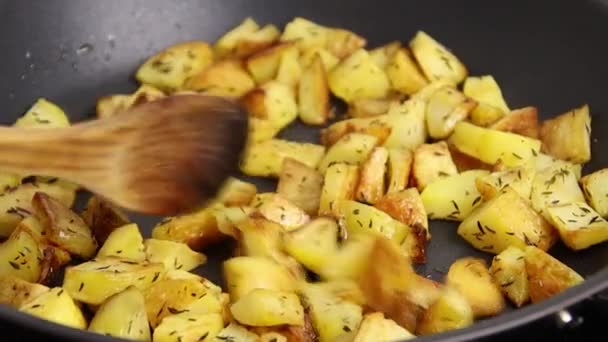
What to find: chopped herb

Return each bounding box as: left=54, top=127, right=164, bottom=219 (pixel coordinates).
left=30, top=304, right=41, bottom=309
left=152, top=272, right=161, bottom=282
left=169, top=330, right=177, bottom=336
left=57, top=289, right=64, bottom=296
left=523, top=233, right=535, bottom=246
left=198, top=332, right=209, bottom=341
left=481, top=245, right=494, bottom=250
left=368, top=219, right=373, bottom=228
left=438, top=171, right=449, bottom=177
left=8, top=261, right=20, bottom=270
left=167, top=307, right=189, bottom=315
left=451, top=200, right=460, bottom=211
left=343, top=325, right=352, bottom=332
left=477, top=221, right=485, bottom=234
left=78, top=282, right=84, bottom=292
left=353, top=209, right=360, bottom=215
left=512, top=152, right=522, bottom=160
left=500, top=280, right=515, bottom=287
left=356, top=220, right=363, bottom=227
left=280, top=214, right=286, bottom=221
left=505, top=231, right=515, bottom=236
left=188, top=318, right=197, bottom=322
left=589, top=216, right=600, bottom=224
left=580, top=206, right=591, bottom=213
left=120, top=260, right=138, bottom=265
left=551, top=200, right=560, bottom=205
left=127, top=320, right=133, bottom=334
left=541, top=191, right=553, bottom=195
left=567, top=219, right=577, bottom=223
left=531, top=149, right=538, bottom=156
left=472, top=196, right=482, bottom=206
left=433, top=151, right=444, bottom=156
left=116, top=250, right=122, bottom=254
left=484, top=225, right=496, bottom=234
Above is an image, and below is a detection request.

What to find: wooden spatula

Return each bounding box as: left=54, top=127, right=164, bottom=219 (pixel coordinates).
left=0, top=94, right=249, bottom=216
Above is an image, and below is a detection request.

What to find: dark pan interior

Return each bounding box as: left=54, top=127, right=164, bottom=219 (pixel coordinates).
left=0, top=0, right=607, bottom=341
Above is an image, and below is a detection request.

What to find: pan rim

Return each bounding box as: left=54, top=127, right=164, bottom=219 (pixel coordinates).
left=0, top=266, right=606, bottom=341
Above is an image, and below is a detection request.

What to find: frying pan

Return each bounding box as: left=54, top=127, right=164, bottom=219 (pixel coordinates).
left=0, top=0, right=607, bottom=341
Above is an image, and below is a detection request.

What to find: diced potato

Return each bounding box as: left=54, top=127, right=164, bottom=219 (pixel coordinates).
left=319, top=163, right=360, bottom=217
left=412, top=141, right=459, bottom=191
left=299, top=282, right=363, bottom=342
left=490, top=246, right=529, bottom=307
left=490, top=106, right=539, bottom=138
left=458, top=187, right=557, bottom=254
left=223, top=256, right=297, bottom=302
left=375, top=188, right=429, bottom=241
left=81, top=195, right=131, bottom=245
left=446, top=257, right=505, bottom=317
left=449, top=121, right=542, bottom=167
left=370, top=41, right=401, bottom=68
left=357, top=236, right=441, bottom=332
left=97, top=223, right=145, bottom=262
left=213, top=177, right=257, bottom=207
left=356, top=147, right=389, bottom=204
left=320, top=115, right=392, bottom=147
left=385, top=48, right=428, bottom=95
left=416, top=287, right=473, bottom=336
left=385, top=148, right=413, bottom=194
left=410, top=31, right=468, bottom=85
left=247, top=117, right=283, bottom=143
left=88, top=287, right=151, bottom=341
left=475, top=165, right=535, bottom=201
left=0, top=228, right=41, bottom=282
left=540, top=104, right=591, bottom=163
left=312, top=280, right=366, bottom=307
left=284, top=218, right=339, bottom=274
left=183, top=59, right=255, bottom=97
left=524, top=246, right=584, bottom=303
left=246, top=43, right=297, bottom=84
left=449, top=144, right=493, bottom=172
left=328, top=49, right=390, bottom=103
left=317, top=234, right=376, bottom=281
left=240, top=139, right=325, bottom=178
left=382, top=98, right=427, bottom=150
left=0, top=182, right=76, bottom=238
left=339, top=200, right=410, bottom=246
left=318, top=133, right=378, bottom=174
left=0, top=275, right=49, bottom=308
left=534, top=152, right=582, bottom=180
left=299, top=54, right=331, bottom=125
left=546, top=202, right=608, bottom=250
left=411, top=79, right=454, bottom=101
left=215, top=322, right=260, bottom=342
left=325, top=28, right=366, bottom=59
left=234, top=24, right=281, bottom=57
left=276, top=158, right=323, bottom=215
left=276, top=46, right=302, bottom=88
left=136, top=41, right=213, bottom=91
left=214, top=17, right=260, bottom=57
left=426, top=85, right=476, bottom=139
left=300, top=47, right=339, bottom=71
left=151, top=207, right=224, bottom=251
left=16, top=98, right=70, bottom=128
left=211, top=205, right=253, bottom=238
left=32, top=192, right=97, bottom=259
left=143, top=277, right=224, bottom=328
left=231, top=288, right=304, bottom=327
left=581, top=169, right=608, bottom=218
left=281, top=17, right=329, bottom=50
left=20, top=287, right=86, bottom=329
left=153, top=313, right=223, bottom=342
left=530, top=163, right=585, bottom=217
left=353, top=312, right=415, bottom=342
left=96, top=85, right=166, bottom=119
left=63, top=257, right=165, bottom=305
left=421, top=170, right=489, bottom=221
left=347, top=98, right=392, bottom=118
left=242, top=81, right=298, bottom=131
left=144, top=239, right=207, bottom=271
left=255, top=193, right=310, bottom=231
left=463, top=75, right=510, bottom=126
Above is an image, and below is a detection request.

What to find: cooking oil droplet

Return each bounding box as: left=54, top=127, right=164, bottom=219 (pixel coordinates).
left=76, top=43, right=94, bottom=55
left=25, top=51, right=31, bottom=59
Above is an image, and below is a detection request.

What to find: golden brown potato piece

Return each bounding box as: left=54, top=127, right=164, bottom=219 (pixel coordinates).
left=530, top=163, right=585, bottom=218
left=540, top=104, right=591, bottom=163
left=318, top=133, right=379, bottom=174
left=215, top=322, right=260, bottom=342
left=524, top=246, right=584, bottom=303
left=38, top=245, right=71, bottom=286
left=135, top=41, right=214, bottom=91
left=246, top=42, right=297, bottom=84
left=214, top=17, right=260, bottom=57
left=346, top=98, right=392, bottom=118
left=416, top=286, right=473, bottom=336
left=545, top=202, right=608, bottom=251
left=96, top=85, right=166, bottom=119
left=318, top=163, right=360, bottom=217
left=182, top=59, right=256, bottom=97
left=213, top=177, right=257, bottom=207
left=277, top=158, right=323, bottom=216
left=0, top=275, right=49, bottom=308
left=375, top=188, right=429, bottom=241
left=463, top=75, right=510, bottom=126
left=240, top=139, right=326, bottom=178
left=144, top=238, right=207, bottom=271
left=386, top=48, right=428, bottom=95
left=298, top=53, right=330, bottom=125
left=233, top=24, right=281, bottom=57
left=328, top=49, right=390, bottom=103
left=409, top=31, right=468, bottom=85
left=475, top=164, right=535, bottom=201
left=241, top=80, right=298, bottom=132
left=338, top=200, right=410, bottom=246
left=458, top=186, right=557, bottom=254
left=358, top=236, right=441, bottom=332
left=385, top=148, right=413, bottom=194
left=81, top=195, right=131, bottom=245
left=325, top=28, right=366, bottom=59
left=153, top=313, right=223, bottom=342
left=356, top=147, right=389, bottom=204
left=425, top=85, right=476, bottom=139
left=223, top=256, right=297, bottom=302
left=151, top=207, right=225, bottom=251
left=446, top=257, right=505, bottom=317
left=97, top=223, right=145, bottom=261
left=253, top=193, right=310, bottom=231
left=230, top=288, right=305, bottom=327
left=490, top=106, right=539, bottom=138
left=32, top=192, right=97, bottom=259
left=300, top=47, right=339, bottom=72
left=276, top=45, right=302, bottom=89
left=490, top=246, right=529, bottom=307
left=412, top=141, right=458, bottom=191
left=581, top=168, right=608, bottom=218
left=143, top=277, right=224, bottom=328
left=369, top=41, right=402, bottom=69
left=448, top=144, right=493, bottom=172
left=280, top=17, right=329, bottom=50
left=320, top=115, right=392, bottom=147
left=353, top=312, right=415, bottom=341
left=20, top=287, right=87, bottom=330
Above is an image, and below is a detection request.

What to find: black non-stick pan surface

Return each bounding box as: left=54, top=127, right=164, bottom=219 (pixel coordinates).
left=0, top=0, right=607, bottom=341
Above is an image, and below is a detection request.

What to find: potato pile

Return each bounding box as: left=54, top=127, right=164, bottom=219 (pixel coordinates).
left=1, top=16, right=607, bottom=342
